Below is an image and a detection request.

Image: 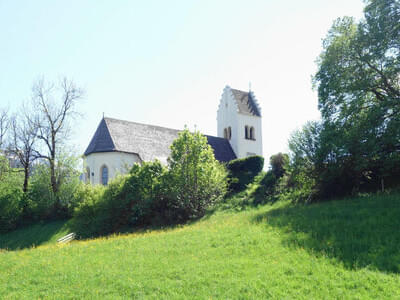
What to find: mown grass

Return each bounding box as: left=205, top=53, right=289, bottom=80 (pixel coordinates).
left=0, top=220, right=70, bottom=251
left=0, top=193, right=400, bottom=298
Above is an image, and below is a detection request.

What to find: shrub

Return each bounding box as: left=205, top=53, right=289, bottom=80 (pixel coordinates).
left=123, top=161, right=166, bottom=226
left=26, top=164, right=57, bottom=220
left=71, top=183, right=106, bottom=238
left=27, top=155, right=83, bottom=220
left=72, top=161, right=166, bottom=238
left=0, top=157, right=24, bottom=232
left=270, top=153, right=289, bottom=179
left=227, top=155, right=264, bottom=192
left=163, top=129, right=228, bottom=222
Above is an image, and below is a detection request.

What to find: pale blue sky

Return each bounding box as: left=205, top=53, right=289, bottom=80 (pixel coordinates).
left=0, top=0, right=364, bottom=160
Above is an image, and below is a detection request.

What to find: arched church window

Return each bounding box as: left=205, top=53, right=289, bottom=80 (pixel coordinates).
left=228, top=127, right=232, bottom=140
left=245, top=126, right=249, bottom=139
left=224, top=128, right=228, bottom=139
left=250, top=127, right=255, bottom=140
left=101, top=165, right=108, bottom=185
left=86, top=167, right=90, bottom=184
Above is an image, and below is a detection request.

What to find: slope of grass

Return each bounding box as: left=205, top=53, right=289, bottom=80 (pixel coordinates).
left=0, top=220, right=70, bottom=251
left=0, top=193, right=399, bottom=298
left=254, top=192, right=400, bottom=274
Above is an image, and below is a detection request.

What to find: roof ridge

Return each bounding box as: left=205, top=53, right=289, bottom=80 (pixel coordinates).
left=104, top=117, right=181, bottom=133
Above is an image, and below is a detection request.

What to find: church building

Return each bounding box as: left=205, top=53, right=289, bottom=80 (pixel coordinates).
left=83, top=86, right=262, bottom=185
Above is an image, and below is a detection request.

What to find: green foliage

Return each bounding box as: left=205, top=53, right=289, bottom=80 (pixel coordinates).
left=301, top=0, right=400, bottom=200
left=165, top=129, right=228, bottom=222
left=26, top=164, right=57, bottom=220
left=73, top=162, right=168, bottom=238
left=0, top=156, right=24, bottom=232
left=124, top=161, right=166, bottom=226
left=70, top=183, right=106, bottom=238
left=0, top=179, right=24, bottom=233
left=73, top=130, right=228, bottom=238
left=27, top=155, right=83, bottom=220
left=269, top=153, right=289, bottom=179
left=227, top=155, right=264, bottom=192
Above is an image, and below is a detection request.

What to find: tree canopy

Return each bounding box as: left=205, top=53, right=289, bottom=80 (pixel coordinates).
left=288, top=0, right=400, bottom=201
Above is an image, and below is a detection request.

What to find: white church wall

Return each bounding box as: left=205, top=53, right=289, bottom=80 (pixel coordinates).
left=236, top=114, right=263, bottom=158
left=84, top=152, right=141, bottom=185
left=217, top=87, right=239, bottom=156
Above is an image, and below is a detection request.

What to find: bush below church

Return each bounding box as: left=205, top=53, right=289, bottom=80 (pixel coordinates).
left=72, top=129, right=228, bottom=238
left=227, top=155, right=264, bottom=192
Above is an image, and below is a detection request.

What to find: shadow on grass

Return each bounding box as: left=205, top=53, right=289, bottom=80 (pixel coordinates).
left=0, top=220, right=70, bottom=251
left=252, top=193, right=400, bottom=274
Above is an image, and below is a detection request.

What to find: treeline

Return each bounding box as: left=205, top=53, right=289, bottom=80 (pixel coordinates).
left=283, top=0, right=400, bottom=202
left=0, top=129, right=228, bottom=236
left=0, top=77, right=85, bottom=232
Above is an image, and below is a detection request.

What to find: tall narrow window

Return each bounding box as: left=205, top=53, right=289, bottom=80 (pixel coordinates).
left=224, top=128, right=228, bottom=139
left=250, top=127, right=255, bottom=140
left=228, top=127, right=232, bottom=140
left=245, top=126, right=249, bottom=139
left=86, top=167, right=90, bottom=184
left=101, top=165, right=108, bottom=185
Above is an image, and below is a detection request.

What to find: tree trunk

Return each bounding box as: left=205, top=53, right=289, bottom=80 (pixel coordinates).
left=50, top=158, right=58, bottom=194
left=23, top=165, right=29, bottom=193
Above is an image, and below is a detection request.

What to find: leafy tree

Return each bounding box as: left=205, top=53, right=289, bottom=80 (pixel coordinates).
left=31, top=77, right=84, bottom=198
left=309, top=0, right=400, bottom=198
left=166, top=128, right=227, bottom=221
left=269, top=153, right=289, bottom=178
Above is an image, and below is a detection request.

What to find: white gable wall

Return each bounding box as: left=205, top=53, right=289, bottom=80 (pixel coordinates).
left=217, top=86, right=263, bottom=159
left=84, top=152, right=141, bottom=185
left=217, top=87, right=239, bottom=156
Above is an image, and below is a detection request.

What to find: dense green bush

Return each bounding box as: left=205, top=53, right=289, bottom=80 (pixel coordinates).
left=164, top=129, right=228, bottom=222
left=73, top=161, right=167, bottom=238
left=270, top=153, right=289, bottom=179
left=26, top=158, right=83, bottom=220
left=0, top=157, right=24, bottom=232
left=73, top=130, right=228, bottom=238
left=26, top=165, right=57, bottom=220
left=227, top=155, right=264, bottom=192
left=71, top=180, right=110, bottom=238
left=251, top=171, right=278, bottom=205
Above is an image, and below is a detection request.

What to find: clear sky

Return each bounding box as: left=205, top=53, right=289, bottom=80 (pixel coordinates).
left=0, top=0, right=365, bottom=161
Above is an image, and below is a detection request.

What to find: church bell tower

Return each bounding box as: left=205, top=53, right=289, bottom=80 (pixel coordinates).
left=217, top=86, right=263, bottom=159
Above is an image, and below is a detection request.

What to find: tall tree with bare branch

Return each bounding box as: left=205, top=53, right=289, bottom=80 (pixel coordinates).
left=9, top=110, right=38, bottom=193
left=0, top=108, right=9, bottom=149
left=32, top=77, right=84, bottom=202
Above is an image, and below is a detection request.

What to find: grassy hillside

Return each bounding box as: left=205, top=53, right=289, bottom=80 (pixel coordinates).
left=0, top=193, right=400, bottom=298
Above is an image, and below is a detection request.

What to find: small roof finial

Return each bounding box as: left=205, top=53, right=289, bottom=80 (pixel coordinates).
left=103, top=112, right=105, bottom=118
left=249, top=82, right=252, bottom=92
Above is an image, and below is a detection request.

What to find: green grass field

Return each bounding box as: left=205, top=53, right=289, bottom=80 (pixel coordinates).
left=1, top=193, right=400, bottom=298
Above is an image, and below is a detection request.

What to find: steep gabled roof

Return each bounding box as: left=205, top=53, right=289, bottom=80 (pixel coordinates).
left=84, top=118, right=236, bottom=163
left=230, top=88, right=261, bottom=117
left=84, top=118, right=115, bottom=155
